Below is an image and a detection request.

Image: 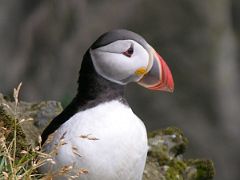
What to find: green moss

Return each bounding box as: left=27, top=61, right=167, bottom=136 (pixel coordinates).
left=165, top=166, right=183, bottom=180
left=165, top=167, right=178, bottom=180
left=162, top=127, right=183, bottom=136
left=149, top=143, right=169, bottom=165
left=187, top=159, right=215, bottom=180
left=164, top=160, right=187, bottom=180
left=148, top=127, right=182, bottom=137
left=170, top=160, right=187, bottom=174
left=148, top=129, right=161, bottom=138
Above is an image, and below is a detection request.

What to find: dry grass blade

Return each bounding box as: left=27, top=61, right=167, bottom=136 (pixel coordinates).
left=59, top=165, right=73, bottom=175
left=72, top=146, right=82, bottom=157
left=17, top=118, right=33, bottom=125
left=13, top=82, right=22, bottom=106
left=78, top=168, right=88, bottom=175
left=79, top=134, right=99, bottom=141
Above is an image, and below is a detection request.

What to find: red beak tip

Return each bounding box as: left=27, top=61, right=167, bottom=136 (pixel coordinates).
left=167, top=79, right=174, bottom=93
left=163, top=86, right=174, bottom=93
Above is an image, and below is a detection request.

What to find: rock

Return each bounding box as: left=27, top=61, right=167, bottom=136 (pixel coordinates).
left=0, top=93, right=214, bottom=179
left=143, top=128, right=214, bottom=180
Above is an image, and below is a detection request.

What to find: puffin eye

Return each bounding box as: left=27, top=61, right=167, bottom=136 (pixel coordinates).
left=122, top=44, right=134, bottom=57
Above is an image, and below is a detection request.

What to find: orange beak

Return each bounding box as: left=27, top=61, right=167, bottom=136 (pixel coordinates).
left=138, top=49, right=174, bottom=92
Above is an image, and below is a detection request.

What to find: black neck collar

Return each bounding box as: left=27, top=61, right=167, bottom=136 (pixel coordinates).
left=76, top=50, right=126, bottom=109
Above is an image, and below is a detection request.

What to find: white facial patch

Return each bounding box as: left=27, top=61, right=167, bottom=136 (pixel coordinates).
left=90, top=40, right=149, bottom=85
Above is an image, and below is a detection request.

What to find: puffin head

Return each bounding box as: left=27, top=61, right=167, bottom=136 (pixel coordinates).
left=88, top=29, right=174, bottom=92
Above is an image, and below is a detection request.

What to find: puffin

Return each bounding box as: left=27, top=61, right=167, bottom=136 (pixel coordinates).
left=39, top=29, right=174, bottom=180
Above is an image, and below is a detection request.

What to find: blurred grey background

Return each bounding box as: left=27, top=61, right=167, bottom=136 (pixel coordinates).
left=0, top=0, right=240, bottom=179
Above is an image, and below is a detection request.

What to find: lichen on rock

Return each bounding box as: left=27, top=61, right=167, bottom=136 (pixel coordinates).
left=143, top=128, right=215, bottom=180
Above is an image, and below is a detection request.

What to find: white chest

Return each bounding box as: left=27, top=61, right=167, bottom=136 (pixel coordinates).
left=40, top=100, right=148, bottom=180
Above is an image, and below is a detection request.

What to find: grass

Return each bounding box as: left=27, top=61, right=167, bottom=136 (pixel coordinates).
left=0, top=83, right=49, bottom=179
